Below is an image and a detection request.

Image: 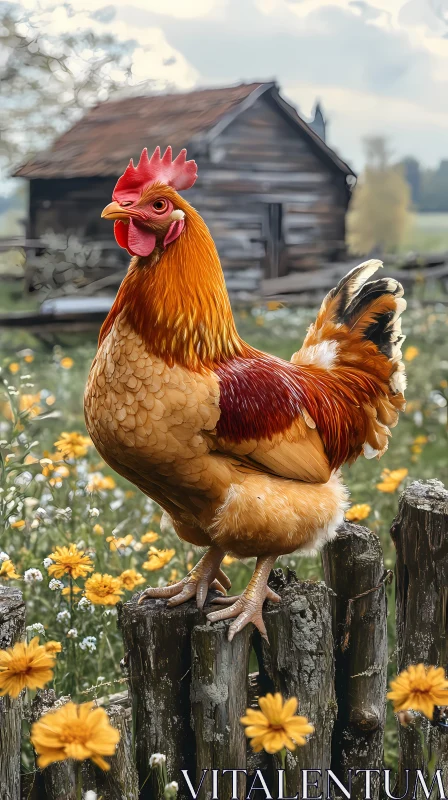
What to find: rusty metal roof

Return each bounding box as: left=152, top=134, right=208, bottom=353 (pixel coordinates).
left=15, top=82, right=354, bottom=179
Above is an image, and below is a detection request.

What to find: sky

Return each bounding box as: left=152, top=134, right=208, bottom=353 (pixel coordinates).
left=12, top=0, right=448, bottom=170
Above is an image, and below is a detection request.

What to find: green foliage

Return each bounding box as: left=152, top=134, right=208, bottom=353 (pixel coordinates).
left=0, top=2, right=134, bottom=173
left=347, top=137, right=411, bottom=256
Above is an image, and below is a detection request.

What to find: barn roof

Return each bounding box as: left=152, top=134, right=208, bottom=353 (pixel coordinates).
left=15, top=82, right=354, bottom=179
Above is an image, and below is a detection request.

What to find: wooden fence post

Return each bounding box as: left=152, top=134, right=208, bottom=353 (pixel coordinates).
left=0, top=586, right=25, bottom=800
left=391, top=479, right=448, bottom=795
left=321, top=522, right=389, bottom=800
left=257, top=572, right=336, bottom=797
left=95, top=704, right=139, bottom=800
left=190, top=620, right=252, bottom=800
left=119, top=593, right=203, bottom=800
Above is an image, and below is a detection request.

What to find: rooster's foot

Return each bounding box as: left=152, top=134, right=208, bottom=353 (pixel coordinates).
left=210, top=585, right=281, bottom=607
left=206, top=555, right=279, bottom=642
left=138, top=546, right=229, bottom=611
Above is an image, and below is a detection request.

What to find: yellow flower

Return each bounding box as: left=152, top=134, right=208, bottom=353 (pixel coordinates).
left=54, top=432, right=92, bottom=460
left=47, top=545, right=94, bottom=580
left=441, top=379, right=448, bottom=389
left=45, top=641, right=62, bottom=654
left=223, top=555, right=236, bottom=566
left=61, top=586, right=82, bottom=596
left=404, top=346, right=419, bottom=362
left=119, top=569, right=145, bottom=591
left=84, top=573, right=123, bottom=605
left=0, top=637, right=55, bottom=698
left=241, top=693, right=314, bottom=754
left=31, top=701, right=120, bottom=770
left=9, top=362, right=20, bottom=374
left=24, top=354, right=34, bottom=364
left=86, top=473, right=116, bottom=493
left=1, top=393, right=44, bottom=421
left=45, top=394, right=56, bottom=406
left=266, top=301, right=282, bottom=311
left=142, top=547, right=175, bottom=572
left=168, top=569, right=179, bottom=583
left=0, top=560, right=21, bottom=580
left=10, top=519, right=26, bottom=529
left=106, top=534, right=133, bottom=552
left=255, top=316, right=265, bottom=326
left=24, top=454, right=39, bottom=465
left=413, top=435, right=428, bottom=445
left=345, top=504, right=371, bottom=522
left=141, top=531, right=159, bottom=544
left=60, top=357, right=74, bottom=369
left=376, top=468, right=408, bottom=493
left=387, top=664, right=448, bottom=720
left=93, top=524, right=104, bottom=536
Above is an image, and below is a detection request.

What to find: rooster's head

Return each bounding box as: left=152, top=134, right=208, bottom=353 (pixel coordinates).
left=101, top=146, right=197, bottom=257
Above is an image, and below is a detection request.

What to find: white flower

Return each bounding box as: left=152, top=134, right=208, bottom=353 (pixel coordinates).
left=14, top=471, right=33, bottom=488
left=35, top=507, right=46, bottom=519
left=43, top=558, right=53, bottom=568
left=67, top=628, right=78, bottom=639
left=79, top=636, right=97, bottom=652
left=77, top=597, right=94, bottom=613
left=88, top=507, right=100, bottom=518
left=56, top=610, right=71, bottom=623
left=26, top=623, right=45, bottom=636
left=164, top=781, right=179, bottom=798
left=49, top=579, right=64, bottom=591
left=150, top=753, right=167, bottom=767
left=0, top=552, right=10, bottom=562
left=76, top=540, right=86, bottom=550
left=24, top=568, right=43, bottom=583
left=84, top=792, right=97, bottom=800
left=31, top=519, right=40, bottom=529
left=97, top=676, right=105, bottom=682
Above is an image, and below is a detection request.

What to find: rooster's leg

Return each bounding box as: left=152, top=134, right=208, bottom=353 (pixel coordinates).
left=137, top=546, right=230, bottom=611
left=206, top=554, right=280, bottom=642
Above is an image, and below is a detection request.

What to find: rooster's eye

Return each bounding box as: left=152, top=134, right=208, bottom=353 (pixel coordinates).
left=152, top=199, right=168, bottom=213
left=121, top=201, right=133, bottom=207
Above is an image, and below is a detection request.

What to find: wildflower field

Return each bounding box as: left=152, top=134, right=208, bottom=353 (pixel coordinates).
left=0, top=299, right=447, bottom=772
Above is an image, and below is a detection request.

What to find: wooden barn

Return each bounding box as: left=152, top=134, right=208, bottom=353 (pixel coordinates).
left=15, top=81, right=355, bottom=294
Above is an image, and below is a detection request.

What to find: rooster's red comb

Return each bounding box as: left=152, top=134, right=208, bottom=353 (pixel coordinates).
left=113, top=146, right=198, bottom=203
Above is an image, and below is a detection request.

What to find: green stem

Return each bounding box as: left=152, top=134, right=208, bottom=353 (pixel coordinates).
left=278, top=748, right=286, bottom=798
left=75, top=761, right=82, bottom=800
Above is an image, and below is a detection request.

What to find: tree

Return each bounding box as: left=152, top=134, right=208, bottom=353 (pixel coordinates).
left=347, top=137, right=411, bottom=256
left=399, top=156, right=421, bottom=208
left=0, top=2, right=135, bottom=175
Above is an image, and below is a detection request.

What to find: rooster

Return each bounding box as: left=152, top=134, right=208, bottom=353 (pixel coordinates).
left=84, top=146, right=406, bottom=641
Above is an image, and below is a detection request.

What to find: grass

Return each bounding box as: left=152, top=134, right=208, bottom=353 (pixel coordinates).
left=402, top=212, right=448, bottom=253
left=0, top=298, right=447, bottom=771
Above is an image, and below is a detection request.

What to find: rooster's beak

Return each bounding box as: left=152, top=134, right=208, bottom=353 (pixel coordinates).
left=101, top=201, right=130, bottom=221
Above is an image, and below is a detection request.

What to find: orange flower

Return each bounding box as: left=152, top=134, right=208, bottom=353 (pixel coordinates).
left=47, top=545, right=93, bottom=580
left=376, top=468, right=408, bottom=493
left=388, top=664, right=448, bottom=720
left=241, top=693, right=314, bottom=754
left=60, top=357, right=74, bottom=369
left=84, top=573, right=123, bottom=605
left=142, top=547, right=175, bottom=572
left=141, top=531, right=159, bottom=544
left=345, top=504, right=371, bottom=522
left=54, top=432, right=91, bottom=460
left=45, top=641, right=62, bottom=654
left=0, top=560, right=21, bottom=580
left=31, top=701, right=120, bottom=770
left=0, top=637, right=55, bottom=698
left=119, top=569, right=145, bottom=591
left=106, top=534, right=133, bottom=552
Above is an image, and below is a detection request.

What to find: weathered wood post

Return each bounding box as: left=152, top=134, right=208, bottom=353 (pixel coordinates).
left=119, top=593, right=204, bottom=800
left=321, top=523, right=389, bottom=800
left=190, top=620, right=252, bottom=800
left=95, top=703, right=139, bottom=800
left=391, top=480, right=448, bottom=795
left=257, top=572, right=336, bottom=797
left=0, top=586, right=26, bottom=800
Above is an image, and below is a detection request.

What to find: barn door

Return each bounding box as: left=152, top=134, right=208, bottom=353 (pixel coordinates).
left=264, top=203, right=284, bottom=279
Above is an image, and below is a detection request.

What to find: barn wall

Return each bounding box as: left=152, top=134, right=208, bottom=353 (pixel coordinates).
left=188, top=94, right=349, bottom=284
